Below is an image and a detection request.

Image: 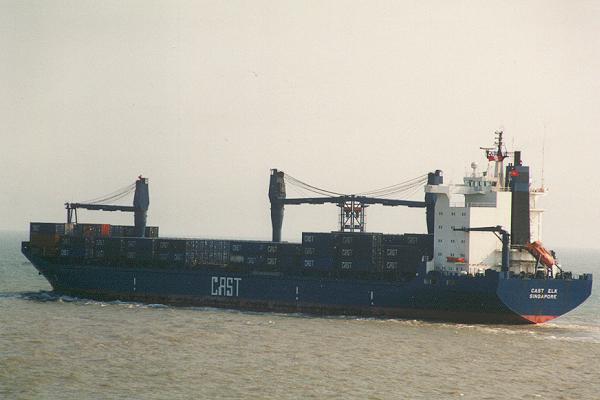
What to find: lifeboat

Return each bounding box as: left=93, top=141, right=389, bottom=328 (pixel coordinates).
left=446, top=256, right=465, bottom=263
left=525, top=241, right=555, bottom=267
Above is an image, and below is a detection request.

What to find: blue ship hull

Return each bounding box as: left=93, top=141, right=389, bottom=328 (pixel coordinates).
left=24, top=253, right=592, bottom=324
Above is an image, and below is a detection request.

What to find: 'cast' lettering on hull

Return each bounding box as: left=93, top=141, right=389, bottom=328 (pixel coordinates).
left=211, top=277, right=242, bottom=297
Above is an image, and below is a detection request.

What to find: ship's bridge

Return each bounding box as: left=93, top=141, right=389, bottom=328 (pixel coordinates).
left=425, top=132, right=550, bottom=277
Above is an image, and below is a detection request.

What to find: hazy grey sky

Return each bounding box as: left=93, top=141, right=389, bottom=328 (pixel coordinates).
left=1, top=1, right=599, bottom=248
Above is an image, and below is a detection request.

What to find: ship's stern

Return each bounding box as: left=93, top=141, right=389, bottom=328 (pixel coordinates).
left=497, top=273, right=593, bottom=324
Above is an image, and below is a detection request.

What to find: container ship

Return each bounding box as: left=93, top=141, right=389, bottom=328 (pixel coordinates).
left=21, top=132, right=592, bottom=324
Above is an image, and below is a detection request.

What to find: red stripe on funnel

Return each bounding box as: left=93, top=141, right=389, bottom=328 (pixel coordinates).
left=521, top=315, right=557, bottom=324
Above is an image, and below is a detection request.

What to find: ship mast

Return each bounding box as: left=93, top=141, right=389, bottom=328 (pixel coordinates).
left=480, top=130, right=509, bottom=188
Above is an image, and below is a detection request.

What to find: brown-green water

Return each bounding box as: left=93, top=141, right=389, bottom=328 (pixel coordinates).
left=2, top=232, right=599, bottom=399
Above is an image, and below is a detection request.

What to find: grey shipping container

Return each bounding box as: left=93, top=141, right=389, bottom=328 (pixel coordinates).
left=30, top=222, right=74, bottom=236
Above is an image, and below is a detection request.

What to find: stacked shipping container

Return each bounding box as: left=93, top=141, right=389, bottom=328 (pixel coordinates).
left=382, top=233, right=433, bottom=276
left=155, top=239, right=231, bottom=267
left=28, top=222, right=432, bottom=279
left=229, top=241, right=301, bottom=271
left=108, top=225, right=159, bottom=238
left=301, top=232, right=336, bottom=271
left=335, top=232, right=383, bottom=272
left=29, top=223, right=75, bottom=257
left=300, top=232, right=432, bottom=274
left=302, top=232, right=384, bottom=273
left=30, top=222, right=158, bottom=260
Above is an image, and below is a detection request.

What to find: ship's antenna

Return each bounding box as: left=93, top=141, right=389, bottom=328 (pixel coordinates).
left=541, top=124, right=546, bottom=190
left=496, top=130, right=503, bottom=156
left=495, top=130, right=507, bottom=187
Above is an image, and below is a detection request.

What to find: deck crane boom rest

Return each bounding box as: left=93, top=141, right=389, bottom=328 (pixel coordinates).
left=65, top=176, right=149, bottom=237
left=268, top=169, right=444, bottom=242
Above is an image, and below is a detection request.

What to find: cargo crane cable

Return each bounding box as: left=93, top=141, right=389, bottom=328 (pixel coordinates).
left=283, top=173, right=346, bottom=197
left=81, top=185, right=135, bottom=205
left=356, top=174, right=428, bottom=197
left=283, top=172, right=428, bottom=199
left=78, top=182, right=136, bottom=205
left=284, top=174, right=345, bottom=196
left=374, top=179, right=429, bottom=198
left=390, top=183, right=426, bottom=201
left=359, top=179, right=427, bottom=198
left=285, top=183, right=324, bottom=199
left=92, top=189, right=134, bottom=204
left=356, top=174, right=427, bottom=196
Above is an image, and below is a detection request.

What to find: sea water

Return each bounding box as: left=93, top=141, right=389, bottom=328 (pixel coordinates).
left=1, top=231, right=599, bottom=399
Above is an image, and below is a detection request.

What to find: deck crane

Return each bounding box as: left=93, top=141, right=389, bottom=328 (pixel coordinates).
left=65, top=176, right=149, bottom=237
left=268, top=169, right=444, bottom=242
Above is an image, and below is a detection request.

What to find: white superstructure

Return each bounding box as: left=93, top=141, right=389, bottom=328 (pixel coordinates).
left=425, top=133, right=545, bottom=275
